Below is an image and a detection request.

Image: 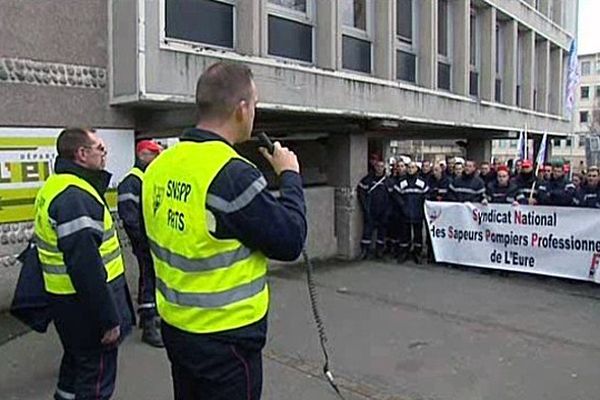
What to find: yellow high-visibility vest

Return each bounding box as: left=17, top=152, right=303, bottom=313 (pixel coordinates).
left=142, top=140, right=268, bottom=334
left=34, top=174, right=125, bottom=295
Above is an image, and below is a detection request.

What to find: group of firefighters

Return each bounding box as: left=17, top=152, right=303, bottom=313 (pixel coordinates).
left=358, top=155, right=600, bottom=263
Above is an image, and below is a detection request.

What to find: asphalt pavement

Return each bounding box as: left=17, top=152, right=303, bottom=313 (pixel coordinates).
left=2, top=259, right=600, bottom=400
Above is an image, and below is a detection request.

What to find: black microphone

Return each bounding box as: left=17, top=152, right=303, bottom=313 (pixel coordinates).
left=256, top=132, right=275, bottom=155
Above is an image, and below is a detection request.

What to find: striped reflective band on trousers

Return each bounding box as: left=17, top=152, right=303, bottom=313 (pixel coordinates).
left=149, top=239, right=253, bottom=272
left=39, top=247, right=122, bottom=275
left=156, top=276, right=266, bottom=308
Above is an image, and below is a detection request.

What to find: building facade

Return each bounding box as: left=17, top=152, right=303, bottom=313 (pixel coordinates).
left=0, top=0, right=579, bottom=307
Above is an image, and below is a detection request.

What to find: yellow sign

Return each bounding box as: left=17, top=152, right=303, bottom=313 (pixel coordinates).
left=0, top=131, right=128, bottom=224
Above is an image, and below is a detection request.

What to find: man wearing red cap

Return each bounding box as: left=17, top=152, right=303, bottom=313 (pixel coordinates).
left=117, top=139, right=164, bottom=347
left=483, top=165, right=518, bottom=204
left=513, top=160, right=540, bottom=205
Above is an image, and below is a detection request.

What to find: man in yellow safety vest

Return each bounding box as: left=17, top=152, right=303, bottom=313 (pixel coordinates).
left=142, top=62, right=307, bottom=399
left=34, top=127, right=134, bottom=400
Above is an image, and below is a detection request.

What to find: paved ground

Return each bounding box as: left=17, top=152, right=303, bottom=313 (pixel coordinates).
left=2, top=259, right=600, bottom=400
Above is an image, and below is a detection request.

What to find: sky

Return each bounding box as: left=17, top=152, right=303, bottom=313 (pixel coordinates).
left=578, top=0, right=600, bottom=54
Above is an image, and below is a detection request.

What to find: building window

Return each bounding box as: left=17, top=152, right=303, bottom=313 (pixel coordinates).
left=581, top=61, right=591, bottom=76
left=495, top=78, right=502, bottom=102
left=396, top=0, right=417, bottom=83
left=469, top=12, right=477, bottom=67
left=552, top=138, right=561, bottom=147
left=581, top=86, right=590, bottom=99
left=165, top=0, right=234, bottom=49
left=596, top=86, right=600, bottom=98
left=566, top=138, right=572, bottom=147
left=516, top=85, right=521, bottom=107
left=342, top=0, right=367, bottom=30
left=438, top=62, right=451, bottom=91
left=495, top=23, right=503, bottom=102
left=268, top=0, right=306, bottom=12
left=397, top=0, right=413, bottom=44
left=469, top=71, right=479, bottom=96
left=267, top=0, right=314, bottom=63
left=342, top=36, right=371, bottom=73
left=397, top=50, right=416, bottom=82
left=580, top=111, right=589, bottom=123
left=438, top=0, right=449, bottom=57
left=469, top=8, right=479, bottom=97
left=341, top=0, right=372, bottom=73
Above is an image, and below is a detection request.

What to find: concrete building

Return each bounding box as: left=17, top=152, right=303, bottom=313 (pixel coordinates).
left=0, top=0, right=579, bottom=305
left=492, top=51, right=600, bottom=170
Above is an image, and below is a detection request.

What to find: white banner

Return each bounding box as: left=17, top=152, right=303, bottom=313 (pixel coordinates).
left=425, top=201, right=600, bottom=283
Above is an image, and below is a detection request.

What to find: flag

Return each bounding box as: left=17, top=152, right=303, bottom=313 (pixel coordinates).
left=564, top=39, right=580, bottom=118
left=516, top=130, right=527, bottom=161
left=535, top=132, right=548, bottom=171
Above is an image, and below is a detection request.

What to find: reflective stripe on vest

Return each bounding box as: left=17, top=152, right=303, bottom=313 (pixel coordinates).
left=118, top=167, right=144, bottom=204
left=142, top=141, right=269, bottom=334
left=34, top=173, right=125, bottom=295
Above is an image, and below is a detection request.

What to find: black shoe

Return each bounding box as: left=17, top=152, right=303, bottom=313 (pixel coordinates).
left=142, top=317, right=164, bottom=348
left=412, top=252, right=422, bottom=264
left=397, top=251, right=409, bottom=264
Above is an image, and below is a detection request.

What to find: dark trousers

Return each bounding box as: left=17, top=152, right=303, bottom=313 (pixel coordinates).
left=399, top=221, right=423, bottom=253
left=131, top=242, right=157, bottom=320
left=54, top=348, right=118, bottom=400
left=162, top=323, right=264, bottom=400
left=361, top=215, right=386, bottom=249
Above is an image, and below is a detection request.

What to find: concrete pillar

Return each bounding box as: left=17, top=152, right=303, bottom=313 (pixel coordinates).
left=236, top=0, right=263, bottom=55
left=316, top=0, right=339, bottom=70
left=373, top=0, right=394, bottom=80
left=259, top=1, right=270, bottom=57
left=418, top=0, right=437, bottom=89
left=480, top=7, right=496, bottom=101
left=549, top=47, right=563, bottom=115
left=521, top=30, right=535, bottom=110
left=466, top=138, right=492, bottom=163
left=452, top=0, right=469, bottom=95
left=501, top=20, right=518, bottom=106
left=327, top=132, right=368, bottom=259
left=535, top=39, right=550, bottom=112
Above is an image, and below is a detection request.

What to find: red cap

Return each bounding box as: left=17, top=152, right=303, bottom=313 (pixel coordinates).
left=496, top=165, right=509, bottom=173
left=136, top=140, right=162, bottom=154
left=521, top=160, right=533, bottom=168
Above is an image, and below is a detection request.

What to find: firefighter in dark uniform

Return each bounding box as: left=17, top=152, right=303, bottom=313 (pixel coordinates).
left=428, top=164, right=450, bottom=201
left=385, top=160, right=407, bottom=257
left=393, top=162, right=429, bottom=263
left=357, top=160, right=390, bottom=259
left=574, top=166, right=600, bottom=208
left=483, top=165, right=518, bottom=204
left=142, top=62, right=307, bottom=400
left=479, top=161, right=497, bottom=187
left=537, top=159, right=576, bottom=206
left=426, top=164, right=450, bottom=263
left=34, top=128, right=134, bottom=400
left=513, top=160, right=540, bottom=205
left=117, top=140, right=163, bottom=347
left=447, top=160, right=486, bottom=203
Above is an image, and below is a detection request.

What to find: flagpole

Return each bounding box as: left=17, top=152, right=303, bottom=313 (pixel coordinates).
left=529, top=132, right=548, bottom=202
